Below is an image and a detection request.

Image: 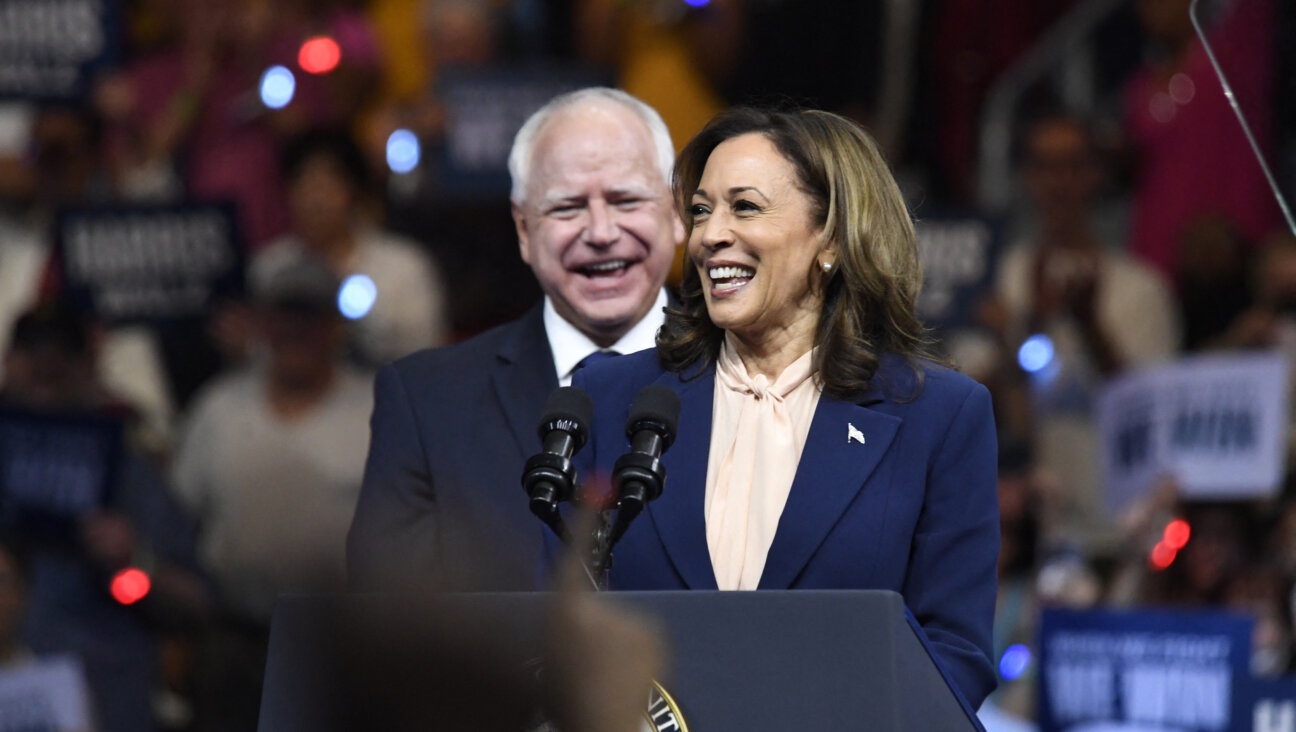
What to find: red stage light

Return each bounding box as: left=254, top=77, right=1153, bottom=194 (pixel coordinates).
left=1162, top=519, right=1191, bottom=550
left=1148, top=541, right=1177, bottom=571
left=299, top=36, right=341, bottom=74
left=111, top=567, right=152, bottom=605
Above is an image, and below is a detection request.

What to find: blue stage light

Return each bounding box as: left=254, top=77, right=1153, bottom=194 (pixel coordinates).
left=999, top=644, right=1031, bottom=681
left=259, top=66, right=296, bottom=110
left=386, top=129, right=421, bottom=174
left=1017, top=334, right=1055, bottom=373
left=683, top=0, right=711, bottom=7
left=338, top=274, right=377, bottom=320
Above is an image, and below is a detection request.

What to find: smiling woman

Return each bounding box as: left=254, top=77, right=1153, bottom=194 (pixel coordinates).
left=569, top=107, right=1002, bottom=711
left=660, top=108, right=927, bottom=395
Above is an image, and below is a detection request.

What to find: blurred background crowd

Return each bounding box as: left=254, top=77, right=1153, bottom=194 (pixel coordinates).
left=0, top=0, right=1291, bottom=729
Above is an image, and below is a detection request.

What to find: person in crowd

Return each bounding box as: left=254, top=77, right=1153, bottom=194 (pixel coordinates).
left=379, top=0, right=545, bottom=339
left=0, top=301, right=207, bottom=732
left=1124, top=0, right=1278, bottom=278
left=347, top=87, right=684, bottom=592
left=0, top=105, right=175, bottom=453
left=985, top=442, right=1045, bottom=724
left=0, top=533, right=98, bottom=730
left=1205, top=232, right=1296, bottom=354
left=173, top=252, right=374, bottom=730
left=990, top=113, right=1178, bottom=555
left=570, top=107, right=999, bottom=708
left=249, top=128, right=448, bottom=367
left=1174, top=214, right=1254, bottom=351
left=97, top=0, right=383, bottom=245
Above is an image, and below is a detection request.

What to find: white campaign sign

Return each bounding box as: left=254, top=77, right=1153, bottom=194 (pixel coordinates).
left=1097, top=351, right=1290, bottom=511
left=0, top=655, right=94, bottom=732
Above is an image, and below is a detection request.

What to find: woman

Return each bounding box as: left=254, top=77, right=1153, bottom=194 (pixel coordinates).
left=571, top=108, right=998, bottom=708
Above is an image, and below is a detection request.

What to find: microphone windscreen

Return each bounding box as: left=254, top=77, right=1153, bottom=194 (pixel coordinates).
left=538, top=386, right=594, bottom=444
left=627, top=385, right=680, bottom=443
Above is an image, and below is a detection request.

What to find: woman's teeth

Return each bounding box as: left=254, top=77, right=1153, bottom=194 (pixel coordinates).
left=709, top=265, right=755, bottom=291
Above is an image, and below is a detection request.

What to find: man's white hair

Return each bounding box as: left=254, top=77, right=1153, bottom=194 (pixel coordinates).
left=507, top=87, right=676, bottom=204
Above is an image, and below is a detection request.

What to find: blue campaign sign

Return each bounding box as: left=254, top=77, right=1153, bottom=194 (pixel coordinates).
left=1038, top=608, right=1253, bottom=732
left=1237, top=678, right=1296, bottom=732
left=0, top=408, right=123, bottom=545
left=913, top=214, right=1001, bottom=330
left=0, top=0, right=121, bottom=100
left=431, top=64, right=613, bottom=196
left=53, top=201, right=245, bottom=325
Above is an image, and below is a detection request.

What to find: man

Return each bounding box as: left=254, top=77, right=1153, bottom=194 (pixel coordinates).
left=347, top=88, right=684, bottom=591
left=174, top=253, right=374, bottom=730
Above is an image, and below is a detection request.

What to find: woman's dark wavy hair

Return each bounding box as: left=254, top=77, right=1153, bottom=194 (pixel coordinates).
left=657, top=107, right=936, bottom=400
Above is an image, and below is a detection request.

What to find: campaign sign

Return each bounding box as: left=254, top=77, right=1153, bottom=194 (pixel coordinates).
left=1239, top=678, right=1296, bottom=732
left=1097, top=352, right=1290, bottom=513
left=1038, top=608, right=1253, bottom=732
left=0, top=408, right=122, bottom=543
left=0, top=656, right=94, bottom=732
left=0, top=0, right=120, bottom=100
left=54, top=202, right=244, bottom=325
left=433, top=65, right=612, bottom=195
left=914, top=216, right=999, bottom=329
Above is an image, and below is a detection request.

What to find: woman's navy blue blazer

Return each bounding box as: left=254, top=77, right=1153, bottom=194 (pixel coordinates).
left=570, top=347, right=1000, bottom=709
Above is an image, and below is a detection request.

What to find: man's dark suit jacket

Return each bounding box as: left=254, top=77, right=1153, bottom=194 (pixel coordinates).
left=347, top=305, right=554, bottom=591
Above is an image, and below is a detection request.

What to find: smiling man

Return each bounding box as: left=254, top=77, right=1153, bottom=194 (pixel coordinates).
left=347, top=88, right=683, bottom=591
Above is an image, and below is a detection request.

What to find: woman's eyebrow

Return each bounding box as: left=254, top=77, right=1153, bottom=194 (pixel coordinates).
left=727, top=186, right=767, bottom=200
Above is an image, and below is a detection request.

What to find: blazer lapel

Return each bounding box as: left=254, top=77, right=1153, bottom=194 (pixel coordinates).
left=646, top=364, right=719, bottom=590
left=491, top=305, right=558, bottom=461
left=757, top=397, right=902, bottom=589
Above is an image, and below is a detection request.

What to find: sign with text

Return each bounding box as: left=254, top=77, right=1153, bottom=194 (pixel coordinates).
left=0, top=0, right=120, bottom=100
left=0, top=408, right=122, bottom=545
left=0, top=656, right=94, bottom=732
left=1240, top=678, right=1296, bottom=732
left=54, top=202, right=244, bottom=324
left=1096, top=352, right=1290, bottom=513
left=914, top=216, right=998, bottom=329
left=1038, top=608, right=1253, bottom=732
left=434, top=65, right=612, bottom=195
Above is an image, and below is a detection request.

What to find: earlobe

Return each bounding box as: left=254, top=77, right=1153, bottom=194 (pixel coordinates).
left=818, top=238, right=839, bottom=273
left=672, top=211, right=686, bottom=247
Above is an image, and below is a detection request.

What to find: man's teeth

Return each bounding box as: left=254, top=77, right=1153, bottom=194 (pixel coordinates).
left=708, top=265, right=755, bottom=280
left=582, top=260, right=629, bottom=274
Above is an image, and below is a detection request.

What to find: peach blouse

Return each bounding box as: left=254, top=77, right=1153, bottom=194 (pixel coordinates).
left=704, top=335, right=821, bottom=590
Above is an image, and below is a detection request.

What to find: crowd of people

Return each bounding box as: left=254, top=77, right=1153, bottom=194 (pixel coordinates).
left=0, top=0, right=1291, bottom=730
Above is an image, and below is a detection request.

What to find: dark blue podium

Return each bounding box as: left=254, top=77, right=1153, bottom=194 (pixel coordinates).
left=258, top=590, right=983, bottom=731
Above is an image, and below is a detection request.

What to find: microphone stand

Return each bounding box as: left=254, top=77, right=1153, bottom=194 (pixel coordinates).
left=590, top=449, right=667, bottom=583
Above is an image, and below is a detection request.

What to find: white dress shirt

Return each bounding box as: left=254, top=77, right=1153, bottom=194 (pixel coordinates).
left=543, top=290, right=668, bottom=386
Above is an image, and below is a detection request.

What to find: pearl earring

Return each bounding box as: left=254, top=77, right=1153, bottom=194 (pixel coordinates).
left=821, top=260, right=833, bottom=273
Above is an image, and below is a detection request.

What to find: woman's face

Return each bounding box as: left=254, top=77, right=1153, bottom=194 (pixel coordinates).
left=688, top=133, right=829, bottom=348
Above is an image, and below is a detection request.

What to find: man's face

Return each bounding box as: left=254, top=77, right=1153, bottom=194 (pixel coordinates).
left=1023, top=120, right=1101, bottom=224
left=513, top=103, right=684, bottom=345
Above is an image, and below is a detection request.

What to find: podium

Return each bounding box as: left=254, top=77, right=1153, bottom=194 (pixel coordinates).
left=258, top=590, right=984, bottom=731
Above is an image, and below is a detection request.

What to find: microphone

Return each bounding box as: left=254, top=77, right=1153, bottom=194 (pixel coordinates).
left=607, top=385, right=680, bottom=547
left=522, top=386, right=593, bottom=541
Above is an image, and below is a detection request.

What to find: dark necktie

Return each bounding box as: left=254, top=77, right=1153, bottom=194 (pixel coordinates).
left=575, top=350, right=620, bottom=371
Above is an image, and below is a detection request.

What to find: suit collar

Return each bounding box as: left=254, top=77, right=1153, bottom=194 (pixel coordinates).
left=646, top=361, right=719, bottom=590
left=492, top=304, right=559, bottom=460
left=757, top=397, right=901, bottom=588
left=646, top=359, right=903, bottom=590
